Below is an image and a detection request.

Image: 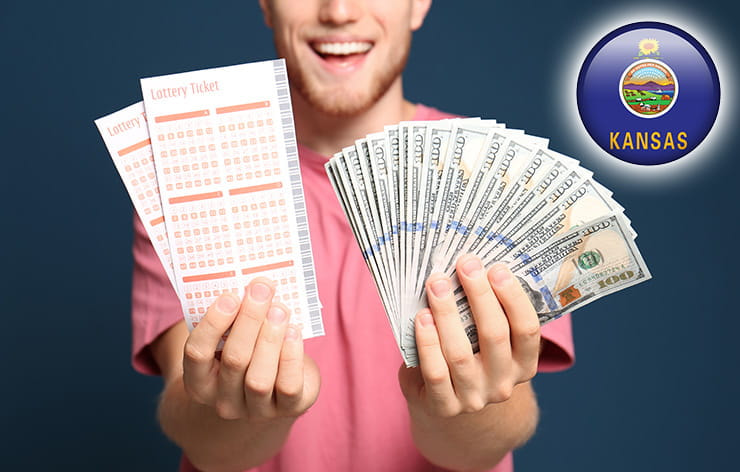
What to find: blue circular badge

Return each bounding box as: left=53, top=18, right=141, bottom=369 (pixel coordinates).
left=577, top=22, right=720, bottom=165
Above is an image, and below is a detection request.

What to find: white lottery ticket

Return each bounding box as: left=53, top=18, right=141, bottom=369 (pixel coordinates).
left=95, top=102, right=178, bottom=294
left=140, top=59, right=323, bottom=338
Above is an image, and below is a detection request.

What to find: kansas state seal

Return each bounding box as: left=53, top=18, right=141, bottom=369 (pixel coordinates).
left=577, top=22, right=720, bottom=165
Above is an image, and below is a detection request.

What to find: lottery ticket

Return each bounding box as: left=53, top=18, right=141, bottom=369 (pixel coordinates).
left=95, top=102, right=177, bottom=293
left=97, top=59, right=323, bottom=339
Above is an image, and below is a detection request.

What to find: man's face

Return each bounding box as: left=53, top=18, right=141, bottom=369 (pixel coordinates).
left=260, top=0, right=430, bottom=116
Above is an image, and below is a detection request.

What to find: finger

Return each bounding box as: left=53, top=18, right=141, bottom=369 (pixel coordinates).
left=183, top=292, right=240, bottom=404
left=275, top=324, right=305, bottom=414
left=215, top=278, right=275, bottom=419
left=489, top=264, right=541, bottom=382
left=425, top=274, right=481, bottom=397
left=457, top=255, right=512, bottom=377
left=415, top=309, right=458, bottom=416
left=244, top=303, right=290, bottom=418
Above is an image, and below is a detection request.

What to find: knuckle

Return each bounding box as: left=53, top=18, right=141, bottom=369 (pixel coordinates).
left=489, top=382, right=514, bottom=403
left=435, top=402, right=460, bottom=418
left=447, top=351, right=475, bottom=369
left=220, top=351, right=248, bottom=372
left=245, top=376, right=274, bottom=397
left=183, top=342, right=210, bottom=365
left=515, top=322, right=541, bottom=341
left=214, top=400, right=240, bottom=420
left=275, top=380, right=303, bottom=400
left=478, top=328, right=510, bottom=348
left=521, top=362, right=539, bottom=381
left=461, top=397, right=487, bottom=414
left=424, top=369, right=449, bottom=387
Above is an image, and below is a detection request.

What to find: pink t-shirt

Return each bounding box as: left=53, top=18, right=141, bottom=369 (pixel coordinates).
left=131, top=104, right=575, bottom=472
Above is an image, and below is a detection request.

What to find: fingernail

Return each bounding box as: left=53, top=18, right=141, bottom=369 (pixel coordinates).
left=419, top=312, right=435, bottom=327
left=216, top=293, right=239, bottom=313
left=267, top=306, right=288, bottom=324
left=285, top=325, right=301, bottom=341
left=490, top=264, right=512, bottom=285
left=249, top=282, right=272, bottom=303
left=430, top=277, right=450, bottom=298
left=461, top=257, right=483, bottom=278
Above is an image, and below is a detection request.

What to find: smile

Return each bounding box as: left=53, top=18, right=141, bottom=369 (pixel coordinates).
left=311, top=41, right=373, bottom=56
left=308, top=39, right=374, bottom=73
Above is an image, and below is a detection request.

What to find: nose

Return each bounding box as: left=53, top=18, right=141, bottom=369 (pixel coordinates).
left=318, top=0, right=362, bottom=25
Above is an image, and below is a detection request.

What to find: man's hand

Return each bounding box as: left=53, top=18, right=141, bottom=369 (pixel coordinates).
left=399, top=255, right=540, bottom=417
left=183, top=277, right=320, bottom=422
left=398, top=255, right=540, bottom=470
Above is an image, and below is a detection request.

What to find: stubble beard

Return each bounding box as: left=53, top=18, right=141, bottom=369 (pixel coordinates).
left=276, top=34, right=411, bottom=117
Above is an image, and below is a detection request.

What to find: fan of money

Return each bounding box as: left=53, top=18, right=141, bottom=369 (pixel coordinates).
left=325, top=119, right=651, bottom=367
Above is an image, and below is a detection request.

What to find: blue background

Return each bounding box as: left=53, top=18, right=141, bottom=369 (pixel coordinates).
left=1, top=0, right=738, bottom=470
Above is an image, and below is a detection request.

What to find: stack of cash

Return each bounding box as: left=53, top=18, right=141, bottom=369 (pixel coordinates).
left=325, top=119, right=651, bottom=366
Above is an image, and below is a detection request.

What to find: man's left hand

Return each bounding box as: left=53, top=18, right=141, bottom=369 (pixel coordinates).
left=399, top=254, right=541, bottom=417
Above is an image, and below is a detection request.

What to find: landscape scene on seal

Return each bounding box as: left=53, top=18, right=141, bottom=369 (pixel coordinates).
left=622, top=62, right=676, bottom=116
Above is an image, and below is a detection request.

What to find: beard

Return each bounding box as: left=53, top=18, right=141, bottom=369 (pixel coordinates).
left=275, top=34, right=411, bottom=117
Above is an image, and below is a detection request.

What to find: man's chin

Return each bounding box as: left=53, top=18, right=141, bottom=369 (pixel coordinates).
left=299, top=86, right=377, bottom=118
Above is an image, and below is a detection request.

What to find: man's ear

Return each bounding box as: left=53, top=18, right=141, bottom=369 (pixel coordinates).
left=410, top=0, right=432, bottom=31
left=258, top=0, right=273, bottom=28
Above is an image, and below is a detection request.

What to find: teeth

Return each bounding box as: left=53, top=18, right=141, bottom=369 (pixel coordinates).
left=313, top=41, right=372, bottom=56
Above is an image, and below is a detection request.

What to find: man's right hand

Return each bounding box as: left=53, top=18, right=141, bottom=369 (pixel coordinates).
left=182, top=277, right=320, bottom=422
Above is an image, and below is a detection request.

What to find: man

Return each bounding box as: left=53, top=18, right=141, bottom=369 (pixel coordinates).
left=131, top=1, right=574, bottom=471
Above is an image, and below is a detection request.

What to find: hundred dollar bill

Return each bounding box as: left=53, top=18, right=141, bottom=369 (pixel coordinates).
left=402, top=121, right=429, bottom=326
left=355, top=138, right=400, bottom=331
left=384, top=125, right=404, bottom=319
left=326, top=154, right=397, bottom=334
left=448, top=165, right=599, bottom=298
left=362, top=134, right=401, bottom=332
left=511, top=212, right=651, bottom=322
left=438, top=133, right=553, bottom=275
left=410, top=119, right=488, bottom=302
left=402, top=121, right=455, bottom=362
left=481, top=172, right=617, bottom=267
left=450, top=212, right=650, bottom=352
left=402, top=123, right=492, bottom=358
left=408, top=122, right=452, bottom=300
left=440, top=136, right=544, bottom=273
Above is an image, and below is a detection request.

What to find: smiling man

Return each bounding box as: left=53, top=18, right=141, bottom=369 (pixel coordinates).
left=130, top=1, right=574, bottom=471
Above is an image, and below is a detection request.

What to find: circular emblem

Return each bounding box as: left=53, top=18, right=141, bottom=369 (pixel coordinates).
left=577, top=251, right=602, bottom=270
left=577, top=22, right=720, bottom=165
left=620, top=59, right=678, bottom=118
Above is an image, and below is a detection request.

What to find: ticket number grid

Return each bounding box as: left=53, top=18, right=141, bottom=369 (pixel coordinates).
left=151, top=102, right=308, bottom=329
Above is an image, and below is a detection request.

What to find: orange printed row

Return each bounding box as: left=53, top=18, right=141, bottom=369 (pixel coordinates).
left=177, top=248, right=294, bottom=271
left=173, top=224, right=292, bottom=239
left=159, top=144, right=278, bottom=159
left=123, top=154, right=154, bottom=172
left=157, top=135, right=275, bottom=152
left=141, top=204, right=162, bottom=216
left=163, top=168, right=281, bottom=183
left=155, top=119, right=274, bottom=142
left=129, top=172, right=156, bottom=187
left=169, top=202, right=285, bottom=223
left=175, top=231, right=290, bottom=254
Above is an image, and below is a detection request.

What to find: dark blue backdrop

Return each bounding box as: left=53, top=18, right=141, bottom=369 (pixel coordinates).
left=2, top=0, right=738, bottom=470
